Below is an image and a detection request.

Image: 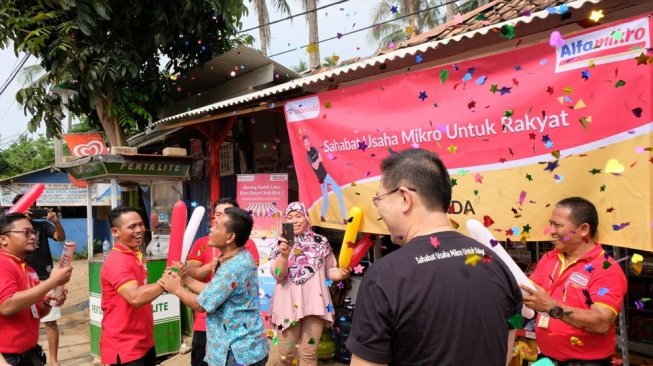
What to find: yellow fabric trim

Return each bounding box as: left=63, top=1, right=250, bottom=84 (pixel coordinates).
left=116, top=280, right=138, bottom=293
left=594, top=302, right=618, bottom=316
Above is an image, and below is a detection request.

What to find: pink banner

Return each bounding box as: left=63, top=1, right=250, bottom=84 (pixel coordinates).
left=284, top=16, right=652, bottom=251
left=236, top=174, right=289, bottom=238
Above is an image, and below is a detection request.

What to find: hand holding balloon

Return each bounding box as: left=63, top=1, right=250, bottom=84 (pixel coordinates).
left=466, top=219, right=536, bottom=319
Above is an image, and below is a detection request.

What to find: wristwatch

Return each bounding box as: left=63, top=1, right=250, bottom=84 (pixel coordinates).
left=548, top=303, right=564, bottom=319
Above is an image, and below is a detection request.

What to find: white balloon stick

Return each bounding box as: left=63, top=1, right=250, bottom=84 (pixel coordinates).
left=181, top=206, right=206, bottom=263
left=466, top=219, right=536, bottom=319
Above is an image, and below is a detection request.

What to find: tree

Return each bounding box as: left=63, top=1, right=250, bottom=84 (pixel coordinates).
left=297, top=0, right=320, bottom=69
left=322, top=53, right=338, bottom=67
left=293, top=59, right=308, bottom=73
left=0, top=135, right=55, bottom=179
left=368, top=1, right=483, bottom=51
left=250, top=0, right=291, bottom=56
left=0, top=0, right=252, bottom=147
left=368, top=1, right=443, bottom=49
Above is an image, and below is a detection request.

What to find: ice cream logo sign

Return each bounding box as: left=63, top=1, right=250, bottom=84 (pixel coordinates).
left=555, top=17, right=650, bottom=73
left=285, top=96, right=320, bottom=122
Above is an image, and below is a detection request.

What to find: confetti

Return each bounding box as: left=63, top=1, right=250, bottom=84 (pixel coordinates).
left=447, top=144, right=457, bottom=153
left=597, top=288, right=609, bottom=296
left=430, top=236, right=440, bottom=250
left=612, top=222, right=630, bottom=231
left=632, top=107, right=643, bottom=118
left=604, top=159, right=625, bottom=174
left=508, top=313, right=525, bottom=329
left=589, top=10, right=604, bottom=22
left=549, top=31, right=565, bottom=47
left=439, top=69, right=449, bottom=84
left=614, top=80, right=626, bottom=88
left=352, top=264, right=365, bottom=274
left=483, top=215, right=495, bottom=227
left=500, top=24, right=516, bottom=39
left=465, top=253, right=482, bottom=266
left=585, top=264, right=594, bottom=273
left=418, top=91, right=428, bottom=101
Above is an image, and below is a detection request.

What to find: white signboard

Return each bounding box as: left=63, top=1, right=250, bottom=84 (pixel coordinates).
left=0, top=183, right=113, bottom=207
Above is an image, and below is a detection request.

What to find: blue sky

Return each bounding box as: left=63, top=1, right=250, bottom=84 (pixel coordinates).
left=0, top=0, right=378, bottom=145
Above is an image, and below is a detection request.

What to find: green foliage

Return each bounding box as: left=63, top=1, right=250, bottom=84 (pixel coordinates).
left=0, top=135, right=55, bottom=179
left=293, top=59, right=308, bottom=73
left=368, top=0, right=450, bottom=49
left=0, top=0, right=251, bottom=145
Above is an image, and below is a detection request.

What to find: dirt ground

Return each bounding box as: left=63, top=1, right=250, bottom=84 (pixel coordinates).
left=38, top=259, right=345, bottom=366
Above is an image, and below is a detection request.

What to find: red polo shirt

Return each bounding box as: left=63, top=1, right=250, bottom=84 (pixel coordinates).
left=186, top=236, right=259, bottom=331
left=0, top=250, right=42, bottom=353
left=100, top=243, right=154, bottom=364
left=530, top=243, right=627, bottom=361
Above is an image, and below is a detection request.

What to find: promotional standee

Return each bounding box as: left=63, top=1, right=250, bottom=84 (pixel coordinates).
left=60, top=154, right=191, bottom=358
left=236, top=174, right=289, bottom=326
left=284, top=16, right=652, bottom=252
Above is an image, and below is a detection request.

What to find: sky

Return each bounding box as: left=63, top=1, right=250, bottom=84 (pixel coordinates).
left=0, top=0, right=379, bottom=147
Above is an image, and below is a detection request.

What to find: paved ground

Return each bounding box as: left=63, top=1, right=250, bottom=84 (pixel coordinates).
left=38, top=260, right=346, bottom=365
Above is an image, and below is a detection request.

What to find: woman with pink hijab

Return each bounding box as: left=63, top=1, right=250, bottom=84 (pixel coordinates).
left=269, top=202, right=351, bottom=366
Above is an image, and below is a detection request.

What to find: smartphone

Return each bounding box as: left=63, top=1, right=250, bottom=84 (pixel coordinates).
left=30, top=208, right=49, bottom=219
left=282, top=223, right=295, bottom=246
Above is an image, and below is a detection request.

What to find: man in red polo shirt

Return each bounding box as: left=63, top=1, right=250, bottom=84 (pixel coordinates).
left=521, top=197, right=627, bottom=365
left=100, top=207, right=165, bottom=366
left=186, top=197, right=259, bottom=366
left=0, top=213, right=72, bottom=366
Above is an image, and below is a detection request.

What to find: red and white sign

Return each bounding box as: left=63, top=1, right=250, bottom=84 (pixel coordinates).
left=236, top=174, right=288, bottom=238
left=283, top=16, right=652, bottom=251
left=63, top=133, right=108, bottom=157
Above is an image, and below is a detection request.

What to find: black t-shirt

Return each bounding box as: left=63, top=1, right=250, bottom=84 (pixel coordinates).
left=25, top=220, right=56, bottom=280
left=347, top=232, right=522, bottom=366
left=307, top=147, right=327, bottom=182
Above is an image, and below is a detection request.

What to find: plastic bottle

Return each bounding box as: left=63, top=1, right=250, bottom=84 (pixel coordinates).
left=102, top=239, right=111, bottom=257
left=335, top=303, right=355, bottom=363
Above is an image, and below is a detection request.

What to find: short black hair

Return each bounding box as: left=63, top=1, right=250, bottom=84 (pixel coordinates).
left=380, top=148, right=451, bottom=212
left=223, top=207, right=253, bottom=247
left=556, top=197, right=599, bottom=238
left=0, top=213, right=29, bottom=235
left=12, top=194, right=23, bottom=205
left=212, top=197, right=239, bottom=212
left=109, top=206, right=142, bottom=228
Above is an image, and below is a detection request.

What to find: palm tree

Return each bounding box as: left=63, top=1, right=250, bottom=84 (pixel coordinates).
left=293, top=59, right=308, bottom=73
left=369, top=1, right=485, bottom=51
left=322, top=53, right=338, bottom=67
left=368, top=0, right=443, bottom=50
left=297, top=0, right=320, bottom=69
left=250, top=0, right=292, bottom=56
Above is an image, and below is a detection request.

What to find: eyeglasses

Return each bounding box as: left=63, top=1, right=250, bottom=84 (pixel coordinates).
left=372, top=187, right=417, bottom=206
left=2, top=229, right=37, bottom=237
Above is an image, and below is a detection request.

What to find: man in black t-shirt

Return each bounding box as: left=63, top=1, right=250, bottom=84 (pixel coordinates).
left=303, top=135, right=347, bottom=224
left=346, top=149, right=522, bottom=366
left=12, top=194, right=66, bottom=366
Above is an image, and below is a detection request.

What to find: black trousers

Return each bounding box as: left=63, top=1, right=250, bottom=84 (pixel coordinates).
left=112, top=347, right=156, bottom=366
left=2, top=345, right=46, bottom=366
left=191, top=331, right=209, bottom=366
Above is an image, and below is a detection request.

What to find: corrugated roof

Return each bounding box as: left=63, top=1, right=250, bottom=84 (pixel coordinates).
left=171, top=45, right=300, bottom=97
left=146, top=0, right=601, bottom=130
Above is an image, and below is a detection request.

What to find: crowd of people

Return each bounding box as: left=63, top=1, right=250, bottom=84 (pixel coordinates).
left=0, top=148, right=628, bottom=366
